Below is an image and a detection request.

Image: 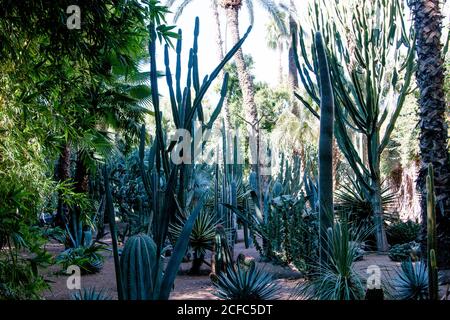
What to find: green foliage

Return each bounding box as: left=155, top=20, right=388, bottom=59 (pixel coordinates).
left=336, top=177, right=396, bottom=249
left=388, top=242, right=420, bottom=262
left=210, top=256, right=280, bottom=300
left=108, top=149, right=150, bottom=238
left=71, top=287, right=111, bottom=300
left=295, top=221, right=367, bottom=300
left=393, top=260, right=428, bottom=300
left=386, top=221, right=420, bottom=246
left=56, top=244, right=106, bottom=275
left=105, top=15, right=251, bottom=299
left=0, top=258, right=49, bottom=300
left=220, top=55, right=290, bottom=132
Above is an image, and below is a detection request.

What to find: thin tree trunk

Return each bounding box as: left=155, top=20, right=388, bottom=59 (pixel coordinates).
left=368, top=132, right=389, bottom=252
left=56, top=142, right=71, bottom=228
left=410, top=0, right=450, bottom=269
left=224, top=6, right=262, bottom=185
left=371, top=182, right=389, bottom=252
left=278, top=44, right=283, bottom=86
left=211, top=0, right=231, bottom=131
left=288, top=8, right=300, bottom=117
left=68, top=150, right=90, bottom=247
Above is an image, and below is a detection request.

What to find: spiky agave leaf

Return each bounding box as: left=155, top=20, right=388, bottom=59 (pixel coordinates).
left=392, top=260, right=428, bottom=300
left=71, top=287, right=111, bottom=300
left=294, top=221, right=367, bottom=300
left=211, top=261, right=280, bottom=300
left=169, top=209, right=217, bottom=257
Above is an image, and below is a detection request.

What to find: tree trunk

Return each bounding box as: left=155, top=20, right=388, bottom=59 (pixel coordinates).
left=371, top=181, right=389, bottom=252
left=211, top=0, right=231, bottom=131
left=277, top=43, right=283, bottom=86
left=224, top=7, right=259, bottom=144
left=68, top=150, right=90, bottom=247
left=223, top=5, right=263, bottom=208
left=288, top=7, right=300, bottom=118
left=55, top=142, right=71, bottom=228
left=368, top=132, right=389, bottom=252
left=410, top=0, right=450, bottom=269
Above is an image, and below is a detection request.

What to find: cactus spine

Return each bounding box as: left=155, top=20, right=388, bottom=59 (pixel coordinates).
left=426, top=164, right=438, bottom=300
left=315, top=32, right=334, bottom=264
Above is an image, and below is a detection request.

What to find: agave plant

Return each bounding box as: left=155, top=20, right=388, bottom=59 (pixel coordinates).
left=71, top=287, right=111, bottom=300
left=392, top=260, right=429, bottom=300
left=56, top=243, right=106, bottom=275
left=335, top=177, right=396, bottom=249
left=295, top=221, right=367, bottom=300
left=170, top=209, right=218, bottom=274
left=210, top=258, right=280, bottom=300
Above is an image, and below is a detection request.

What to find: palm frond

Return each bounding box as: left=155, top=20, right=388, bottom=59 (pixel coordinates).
left=255, top=0, right=287, bottom=35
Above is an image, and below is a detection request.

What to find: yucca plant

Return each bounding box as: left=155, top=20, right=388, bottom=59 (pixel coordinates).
left=210, top=258, right=280, bottom=300
left=392, top=260, right=429, bottom=300
left=336, top=177, right=396, bottom=249
left=295, top=221, right=367, bottom=300
left=71, top=287, right=111, bottom=300
left=170, top=209, right=218, bottom=274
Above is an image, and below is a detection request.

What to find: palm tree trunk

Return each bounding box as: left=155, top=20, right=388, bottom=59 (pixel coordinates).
left=277, top=43, right=283, bottom=86
left=288, top=6, right=299, bottom=117
left=224, top=6, right=261, bottom=170
left=211, top=0, right=231, bottom=131
left=56, top=142, right=71, bottom=228
left=410, top=0, right=450, bottom=269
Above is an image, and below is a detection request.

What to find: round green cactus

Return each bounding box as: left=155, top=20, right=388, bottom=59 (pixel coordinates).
left=120, top=233, right=158, bottom=300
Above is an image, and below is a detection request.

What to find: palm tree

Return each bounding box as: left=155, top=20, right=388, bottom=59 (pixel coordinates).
left=279, top=0, right=299, bottom=117
left=409, top=0, right=450, bottom=269
left=220, top=0, right=286, bottom=209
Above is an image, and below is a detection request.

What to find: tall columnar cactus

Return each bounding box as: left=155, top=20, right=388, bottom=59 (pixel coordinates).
left=315, top=32, right=334, bottom=264
left=120, top=234, right=160, bottom=300
left=426, top=164, right=438, bottom=300
left=104, top=17, right=251, bottom=300
left=103, top=166, right=123, bottom=300
left=294, top=0, right=415, bottom=252
left=210, top=225, right=233, bottom=276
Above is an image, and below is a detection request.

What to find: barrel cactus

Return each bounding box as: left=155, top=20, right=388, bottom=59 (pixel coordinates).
left=120, top=233, right=160, bottom=300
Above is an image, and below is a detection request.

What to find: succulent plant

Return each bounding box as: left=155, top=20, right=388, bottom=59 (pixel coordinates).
left=210, top=256, right=279, bottom=300
left=71, top=287, right=111, bottom=300
left=315, top=31, right=334, bottom=264
left=120, top=233, right=160, bottom=300
left=393, top=260, right=429, bottom=300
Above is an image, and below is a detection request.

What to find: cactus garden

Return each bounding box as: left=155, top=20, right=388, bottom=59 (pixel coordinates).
left=1, top=0, right=450, bottom=304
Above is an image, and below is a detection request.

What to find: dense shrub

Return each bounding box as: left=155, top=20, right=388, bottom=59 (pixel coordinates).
left=388, top=241, right=420, bottom=262
left=386, top=220, right=420, bottom=246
